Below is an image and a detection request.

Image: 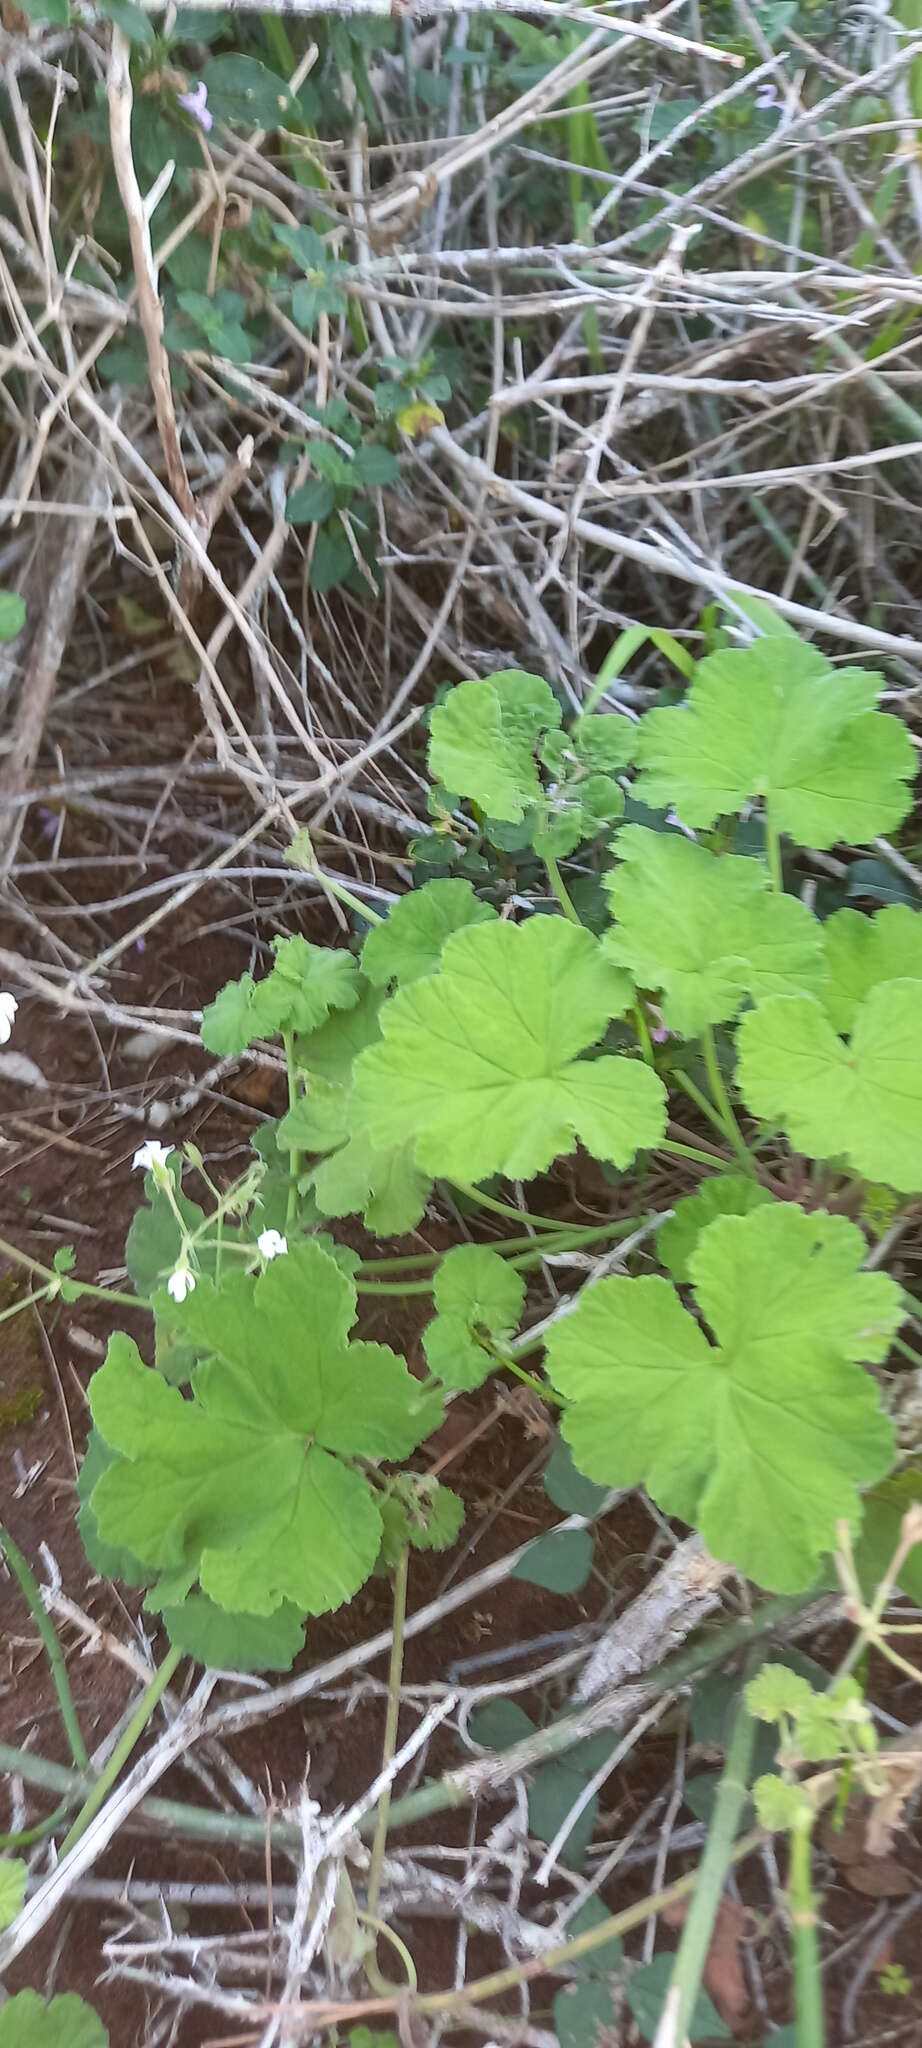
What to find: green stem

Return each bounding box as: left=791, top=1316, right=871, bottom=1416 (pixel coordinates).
left=632, top=1004, right=655, bottom=1065
left=673, top=1068, right=737, bottom=1144
left=58, top=1644, right=182, bottom=1855
left=702, top=1024, right=753, bottom=1172
left=765, top=806, right=784, bottom=892
left=365, top=1549, right=409, bottom=1994
left=789, top=1819, right=825, bottom=2048
left=0, top=1523, right=88, bottom=1769
left=0, top=1285, right=55, bottom=1328
left=544, top=853, right=582, bottom=924
left=282, top=1029, right=301, bottom=1228
left=0, top=1590, right=816, bottom=1859
left=660, top=1137, right=733, bottom=1171
left=663, top=1682, right=757, bottom=2045
left=0, top=1234, right=139, bottom=1310
left=449, top=1183, right=596, bottom=1232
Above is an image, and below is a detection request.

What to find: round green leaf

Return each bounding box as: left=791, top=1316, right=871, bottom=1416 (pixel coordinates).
left=633, top=637, right=914, bottom=847
left=605, top=826, right=826, bottom=1035
left=547, top=1203, right=900, bottom=1592
left=0, top=1992, right=108, bottom=2047
left=658, top=1174, right=773, bottom=1285
left=351, top=917, right=665, bottom=1183
left=822, top=905, right=922, bottom=1033
left=737, top=979, right=922, bottom=1192
left=362, top=880, right=497, bottom=987
left=428, top=670, right=561, bottom=822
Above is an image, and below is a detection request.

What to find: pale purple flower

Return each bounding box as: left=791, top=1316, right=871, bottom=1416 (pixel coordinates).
left=0, top=992, right=17, bottom=1045
left=647, top=1004, right=673, bottom=1047
left=755, top=82, right=780, bottom=110
left=177, top=81, right=213, bottom=133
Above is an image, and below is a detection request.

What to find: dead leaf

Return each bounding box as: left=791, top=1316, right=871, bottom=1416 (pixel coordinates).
left=663, top=1893, right=750, bottom=2023
left=865, top=1757, right=922, bottom=1859
left=846, top=1857, right=913, bottom=1899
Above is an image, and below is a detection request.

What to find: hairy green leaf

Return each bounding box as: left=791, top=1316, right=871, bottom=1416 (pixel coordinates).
left=86, top=1245, right=441, bottom=1620
left=547, top=1204, right=900, bottom=1590
left=822, top=906, right=922, bottom=1032
left=423, top=1244, right=525, bottom=1389
left=201, top=937, right=359, bottom=1055
left=376, top=1475, right=464, bottom=1567
left=428, top=670, right=561, bottom=821
left=633, top=638, right=914, bottom=846
left=351, top=917, right=665, bottom=1182
left=0, top=1992, right=108, bottom=2047
left=604, top=826, right=825, bottom=1034
left=737, top=980, right=922, bottom=1192
left=0, top=1857, right=26, bottom=1930
left=362, top=879, right=497, bottom=987
left=280, top=1078, right=431, bottom=1234
left=658, top=1174, right=773, bottom=1284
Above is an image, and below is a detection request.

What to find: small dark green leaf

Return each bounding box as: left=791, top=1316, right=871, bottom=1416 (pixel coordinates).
left=513, top=1528, right=594, bottom=1595
left=0, top=593, right=26, bottom=642
left=544, top=1438, right=608, bottom=1517
left=287, top=478, right=336, bottom=525
left=628, top=1956, right=729, bottom=2041
left=97, top=0, right=154, bottom=43
left=528, top=1760, right=598, bottom=1869
left=467, top=1699, right=534, bottom=1751
left=351, top=444, right=400, bottom=487
left=564, top=1896, right=624, bottom=1976
left=553, top=1981, right=615, bottom=2048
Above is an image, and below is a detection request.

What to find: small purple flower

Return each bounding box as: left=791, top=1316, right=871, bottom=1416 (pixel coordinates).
left=647, top=1004, right=674, bottom=1047
left=35, top=806, right=58, bottom=839
left=177, top=81, right=213, bottom=133
left=754, top=82, right=780, bottom=110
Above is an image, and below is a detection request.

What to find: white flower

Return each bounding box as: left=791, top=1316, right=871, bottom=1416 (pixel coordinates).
left=132, top=1139, right=173, bottom=1174
left=257, top=1229, right=288, bottom=1261
left=167, top=1264, right=196, bottom=1304
left=0, top=992, right=17, bottom=1045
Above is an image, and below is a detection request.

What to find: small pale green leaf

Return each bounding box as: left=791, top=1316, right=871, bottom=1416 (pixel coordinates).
left=658, top=1174, right=774, bottom=1284
left=201, top=940, right=359, bottom=1054
left=753, top=1774, right=812, bottom=1832
left=362, top=880, right=497, bottom=987
left=428, top=670, right=561, bottom=821
left=352, top=917, right=665, bottom=1183
left=202, top=54, right=297, bottom=127
left=424, top=1244, right=525, bottom=1388
left=633, top=638, right=914, bottom=846
left=281, top=1084, right=431, bottom=1236
left=737, top=981, right=922, bottom=1192
left=0, top=592, right=26, bottom=642
left=512, top=1527, right=594, bottom=1594
left=0, top=1991, right=108, bottom=2047
left=604, top=826, right=826, bottom=1034
left=376, top=1475, right=464, bottom=1566
left=822, top=905, right=922, bottom=1032
left=746, top=1664, right=817, bottom=1723
left=0, top=1857, right=26, bottom=1929
left=547, top=1203, right=900, bottom=1592
left=553, top=1981, right=616, bottom=2048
